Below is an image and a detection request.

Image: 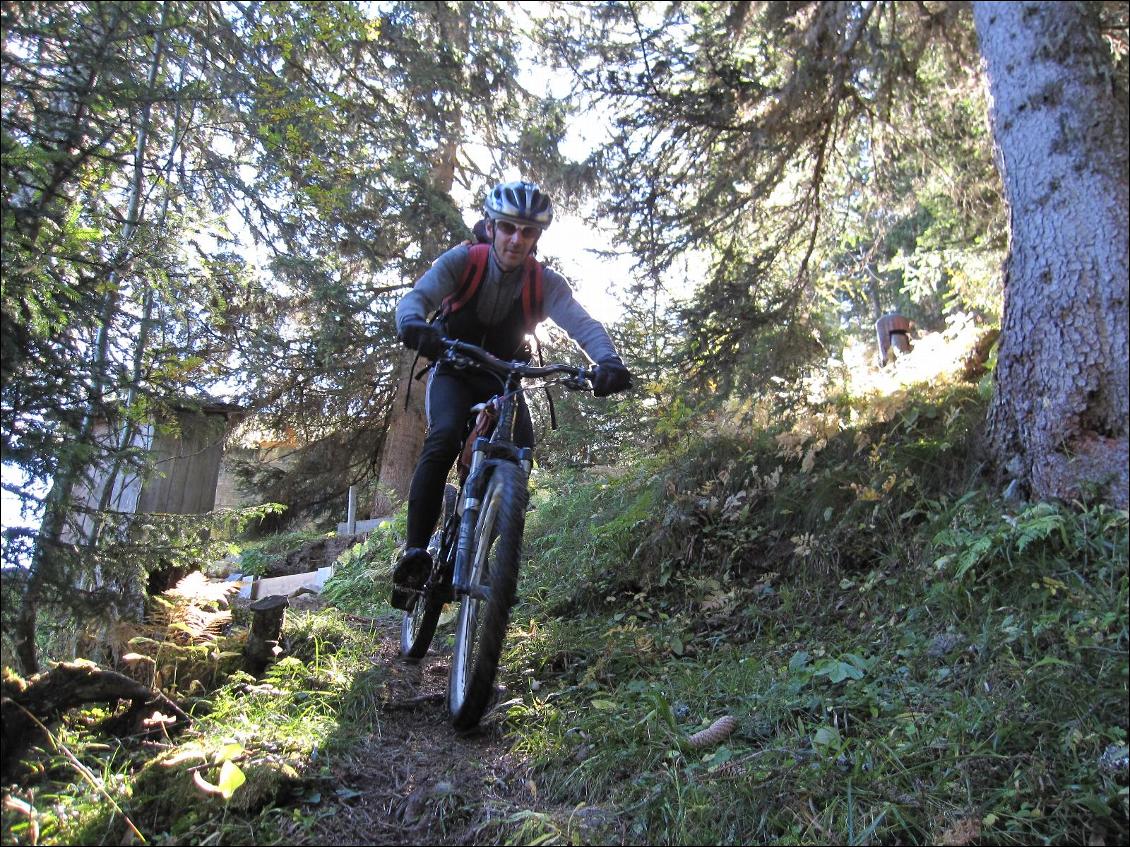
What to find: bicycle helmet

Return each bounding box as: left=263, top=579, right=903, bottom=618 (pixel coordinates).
left=483, top=180, right=554, bottom=229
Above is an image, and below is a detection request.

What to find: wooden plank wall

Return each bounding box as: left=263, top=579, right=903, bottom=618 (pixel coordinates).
left=136, top=412, right=229, bottom=515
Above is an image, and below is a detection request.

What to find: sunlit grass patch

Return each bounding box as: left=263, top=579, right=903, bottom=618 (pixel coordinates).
left=2, top=599, right=389, bottom=847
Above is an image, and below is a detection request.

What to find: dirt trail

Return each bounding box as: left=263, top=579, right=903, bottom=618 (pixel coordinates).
left=281, top=616, right=565, bottom=846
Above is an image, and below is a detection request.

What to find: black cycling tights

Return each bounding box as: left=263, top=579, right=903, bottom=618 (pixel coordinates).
left=405, top=365, right=533, bottom=549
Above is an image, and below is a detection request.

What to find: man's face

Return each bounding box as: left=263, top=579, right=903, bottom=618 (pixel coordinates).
left=489, top=219, right=541, bottom=271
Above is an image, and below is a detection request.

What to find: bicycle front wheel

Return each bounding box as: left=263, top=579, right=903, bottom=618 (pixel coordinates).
left=448, top=461, right=527, bottom=729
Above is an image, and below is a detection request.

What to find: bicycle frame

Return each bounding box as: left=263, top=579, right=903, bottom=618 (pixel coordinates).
left=438, top=339, right=595, bottom=602
left=400, top=338, right=600, bottom=724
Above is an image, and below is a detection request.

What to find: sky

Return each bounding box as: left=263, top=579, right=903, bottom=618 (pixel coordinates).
left=460, top=9, right=635, bottom=327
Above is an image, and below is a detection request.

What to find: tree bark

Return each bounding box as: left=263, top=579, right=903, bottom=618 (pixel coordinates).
left=372, top=5, right=471, bottom=514
left=372, top=351, right=429, bottom=516
left=243, top=594, right=289, bottom=676
left=973, top=1, right=1129, bottom=507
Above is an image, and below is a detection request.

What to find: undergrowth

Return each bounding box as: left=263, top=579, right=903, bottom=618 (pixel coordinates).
left=230, top=529, right=338, bottom=578
left=2, top=608, right=387, bottom=846
left=3, top=376, right=1127, bottom=846
left=499, top=381, right=1129, bottom=845
left=319, top=511, right=406, bottom=617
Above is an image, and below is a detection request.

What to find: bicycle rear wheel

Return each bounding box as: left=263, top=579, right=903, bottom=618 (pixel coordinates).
left=448, top=461, right=527, bottom=729
left=400, top=591, right=442, bottom=660
left=400, top=484, right=458, bottom=660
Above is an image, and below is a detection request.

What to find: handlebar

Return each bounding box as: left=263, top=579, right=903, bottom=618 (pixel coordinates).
left=440, top=338, right=597, bottom=387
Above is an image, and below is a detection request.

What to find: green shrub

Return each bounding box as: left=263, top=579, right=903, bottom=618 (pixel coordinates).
left=320, top=509, right=407, bottom=617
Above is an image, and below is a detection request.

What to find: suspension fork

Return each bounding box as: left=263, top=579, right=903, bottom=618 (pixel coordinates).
left=495, top=375, right=533, bottom=476
left=452, top=377, right=533, bottom=598
left=452, top=437, right=490, bottom=598
left=451, top=447, right=532, bottom=600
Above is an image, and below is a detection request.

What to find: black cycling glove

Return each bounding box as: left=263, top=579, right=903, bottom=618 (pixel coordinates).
left=593, top=357, right=632, bottom=397
left=400, top=319, right=445, bottom=359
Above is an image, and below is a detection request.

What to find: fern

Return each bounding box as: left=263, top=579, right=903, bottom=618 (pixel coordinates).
left=1010, top=503, right=1067, bottom=552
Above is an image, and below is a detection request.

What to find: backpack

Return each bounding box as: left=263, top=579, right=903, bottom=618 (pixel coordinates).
left=437, top=243, right=545, bottom=332
left=405, top=244, right=555, bottom=420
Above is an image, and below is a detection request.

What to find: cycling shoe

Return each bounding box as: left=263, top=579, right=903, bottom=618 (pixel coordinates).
left=392, top=547, right=432, bottom=590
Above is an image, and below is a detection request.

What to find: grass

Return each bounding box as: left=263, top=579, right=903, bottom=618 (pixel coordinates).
left=318, top=511, right=406, bottom=618
left=2, top=606, right=389, bottom=846
left=2, top=363, right=1127, bottom=845
left=492, top=380, right=1129, bottom=845
left=229, top=528, right=338, bottom=578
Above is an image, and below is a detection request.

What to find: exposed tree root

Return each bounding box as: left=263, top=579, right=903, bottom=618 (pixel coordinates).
left=1, top=661, right=190, bottom=783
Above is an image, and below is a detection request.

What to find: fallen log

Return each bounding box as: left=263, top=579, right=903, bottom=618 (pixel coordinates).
left=1, top=661, right=189, bottom=783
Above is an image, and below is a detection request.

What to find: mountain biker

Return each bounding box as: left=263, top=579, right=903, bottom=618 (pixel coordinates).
left=391, top=180, right=632, bottom=608
left=875, top=312, right=915, bottom=366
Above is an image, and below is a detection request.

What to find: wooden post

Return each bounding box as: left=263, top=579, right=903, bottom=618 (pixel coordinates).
left=347, top=484, right=357, bottom=534
left=244, top=594, right=289, bottom=676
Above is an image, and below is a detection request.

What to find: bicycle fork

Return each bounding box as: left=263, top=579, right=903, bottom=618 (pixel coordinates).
left=451, top=437, right=532, bottom=602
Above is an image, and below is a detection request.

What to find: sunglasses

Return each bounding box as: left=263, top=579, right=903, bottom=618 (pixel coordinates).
left=494, top=220, right=541, bottom=239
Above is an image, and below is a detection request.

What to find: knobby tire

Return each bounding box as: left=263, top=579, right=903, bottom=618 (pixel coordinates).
left=400, top=592, right=442, bottom=660
left=448, top=461, right=527, bottom=729
left=400, top=485, right=458, bottom=660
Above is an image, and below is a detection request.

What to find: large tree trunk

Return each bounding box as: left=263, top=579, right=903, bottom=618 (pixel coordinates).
left=372, top=350, right=429, bottom=516
left=372, top=6, right=470, bottom=515
left=371, top=132, right=462, bottom=514
left=371, top=129, right=460, bottom=516
left=973, top=1, right=1129, bottom=508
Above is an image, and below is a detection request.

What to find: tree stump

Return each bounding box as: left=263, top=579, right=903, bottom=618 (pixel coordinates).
left=875, top=313, right=914, bottom=366
left=244, top=594, right=289, bottom=676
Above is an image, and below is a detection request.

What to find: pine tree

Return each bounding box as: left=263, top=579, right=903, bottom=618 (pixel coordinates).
left=974, top=1, right=1129, bottom=506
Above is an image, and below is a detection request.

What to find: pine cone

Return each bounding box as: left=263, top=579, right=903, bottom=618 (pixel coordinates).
left=686, top=715, right=738, bottom=749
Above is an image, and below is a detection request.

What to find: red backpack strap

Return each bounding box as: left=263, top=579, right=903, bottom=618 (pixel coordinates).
left=440, top=243, right=490, bottom=318
left=521, top=256, right=545, bottom=331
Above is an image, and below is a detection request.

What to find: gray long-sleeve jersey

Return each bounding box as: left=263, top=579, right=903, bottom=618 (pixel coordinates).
left=395, top=243, right=620, bottom=364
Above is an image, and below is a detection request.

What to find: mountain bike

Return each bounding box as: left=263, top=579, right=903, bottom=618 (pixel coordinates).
left=399, top=338, right=597, bottom=729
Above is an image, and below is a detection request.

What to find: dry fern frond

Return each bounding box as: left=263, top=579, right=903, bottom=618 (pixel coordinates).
left=144, top=574, right=238, bottom=646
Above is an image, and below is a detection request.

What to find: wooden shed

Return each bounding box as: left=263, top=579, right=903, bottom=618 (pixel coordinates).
left=65, top=402, right=246, bottom=547
left=136, top=403, right=246, bottom=515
